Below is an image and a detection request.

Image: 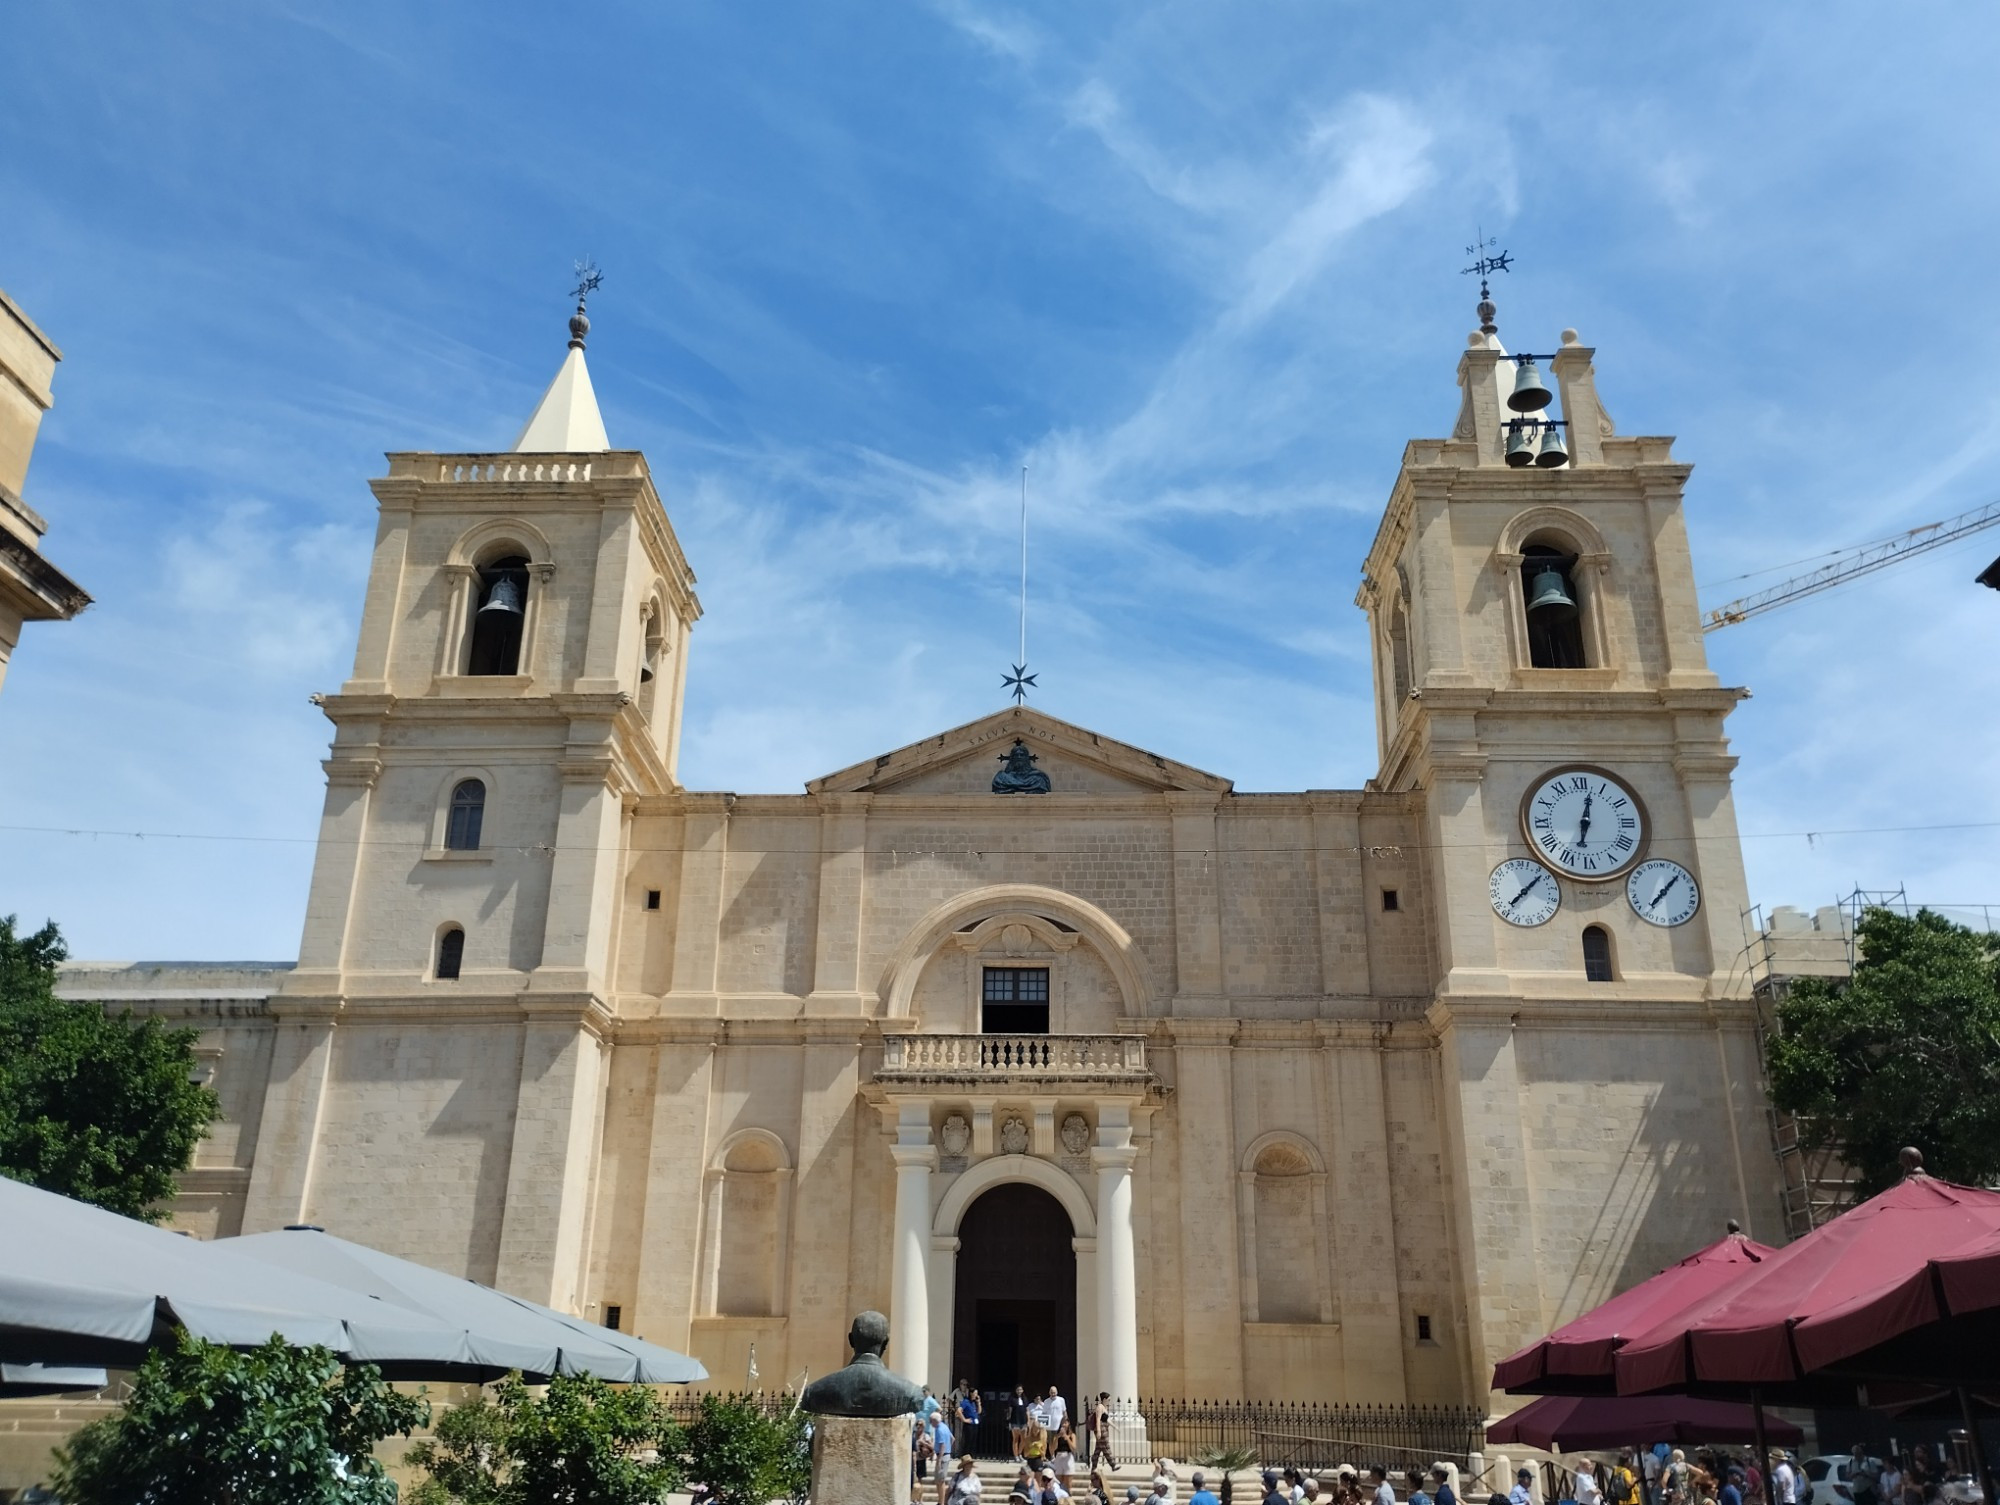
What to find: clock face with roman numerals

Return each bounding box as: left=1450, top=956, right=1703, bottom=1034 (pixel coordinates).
left=1520, top=766, right=1647, bottom=881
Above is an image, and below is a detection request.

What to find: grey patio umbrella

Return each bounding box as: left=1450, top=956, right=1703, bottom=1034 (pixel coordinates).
left=0, top=1177, right=477, bottom=1372
left=221, top=1226, right=707, bottom=1384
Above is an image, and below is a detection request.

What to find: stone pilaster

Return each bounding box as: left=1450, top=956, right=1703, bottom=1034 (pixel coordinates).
left=888, top=1103, right=936, bottom=1385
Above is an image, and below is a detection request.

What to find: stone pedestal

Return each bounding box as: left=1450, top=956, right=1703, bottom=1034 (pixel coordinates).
left=811, top=1413, right=913, bottom=1505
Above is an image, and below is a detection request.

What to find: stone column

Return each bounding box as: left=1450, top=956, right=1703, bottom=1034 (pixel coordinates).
left=1094, top=1106, right=1148, bottom=1457
left=888, top=1103, right=936, bottom=1385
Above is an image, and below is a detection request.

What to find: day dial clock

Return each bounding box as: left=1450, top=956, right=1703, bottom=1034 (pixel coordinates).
left=1521, top=766, right=1647, bottom=881
left=1489, top=858, right=1561, bottom=927
left=1627, top=858, right=1700, bottom=927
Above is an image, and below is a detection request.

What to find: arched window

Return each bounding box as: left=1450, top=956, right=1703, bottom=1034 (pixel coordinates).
left=436, top=927, right=465, bottom=980
left=1582, top=925, right=1615, bottom=982
left=1521, top=544, right=1588, bottom=668
left=445, top=779, right=486, bottom=850
left=466, top=555, right=530, bottom=676
left=1389, top=602, right=1413, bottom=705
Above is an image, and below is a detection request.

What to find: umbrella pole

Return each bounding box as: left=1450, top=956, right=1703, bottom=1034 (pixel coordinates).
left=1958, top=1386, right=1993, bottom=1505
left=1752, top=1389, right=1769, bottom=1505
left=1635, top=1442, right=1651, bottom=1505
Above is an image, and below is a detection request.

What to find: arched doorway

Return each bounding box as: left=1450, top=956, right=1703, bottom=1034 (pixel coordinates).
left=951, top=1183, right=1077, bottom=1441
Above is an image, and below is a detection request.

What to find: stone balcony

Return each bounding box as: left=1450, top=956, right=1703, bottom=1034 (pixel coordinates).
left=876, top=1032, right=1150, bottom=1085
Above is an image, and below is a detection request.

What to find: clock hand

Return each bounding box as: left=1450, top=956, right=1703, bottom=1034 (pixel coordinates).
left=1649, top=874, right=1682, bottom=908
left=1576, top=792, right=1593, bottom=848
left=1510, top=877, right=1543, bottom=905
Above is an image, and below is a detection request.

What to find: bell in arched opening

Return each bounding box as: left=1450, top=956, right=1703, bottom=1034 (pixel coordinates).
left=467, top=556, right=530, bottom=676
left=1525, top=566, right=1579, bottom=624
left=477, top=572, right=525, bottom=620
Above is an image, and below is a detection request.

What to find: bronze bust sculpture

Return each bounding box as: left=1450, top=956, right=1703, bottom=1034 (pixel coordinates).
left=798, top=1311, right=928, bottom=1418
left=992, top=740, right=1052, bottom=794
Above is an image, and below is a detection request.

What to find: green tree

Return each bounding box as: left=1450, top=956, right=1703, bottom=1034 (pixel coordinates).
left=683, top=1394, right=810, bottom=1505
left=51, top=1333, right=428, bottom=1505
left=0, top=915, right=221, bottom=1221
left=405, top=1392, right=510, bottom=1505
left=491, top=1372, right=684, bottom=1505
left=1767, top=906, right=2000, bottom=1197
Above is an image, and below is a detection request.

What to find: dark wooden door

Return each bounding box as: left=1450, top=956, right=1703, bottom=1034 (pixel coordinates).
left=950, top=1182, right=1077, bottom=1453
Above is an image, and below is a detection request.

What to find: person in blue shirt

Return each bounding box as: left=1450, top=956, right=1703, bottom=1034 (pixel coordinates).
left=1721, top=1468, right=1746, bottom=1505
left=1189, top=1470, right=1221, bottom=1505
left=1512, top=1469, right=1537, bottom=1505
left=1432, top=1466, right=1459, bottom=1505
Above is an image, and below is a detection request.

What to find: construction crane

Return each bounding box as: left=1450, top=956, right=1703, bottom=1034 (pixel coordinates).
left=1702, top=498, right=2000, bottom=631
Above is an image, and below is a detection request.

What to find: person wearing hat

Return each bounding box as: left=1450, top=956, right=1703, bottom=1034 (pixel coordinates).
left=1263, top=1471, right=1289, bottom=1505
left=947, top=1454, right=983, bottom=1505
left=1511, top=1468, right=1536, bottom=1505
left=1039, top=1465, right=1071, bottom=1502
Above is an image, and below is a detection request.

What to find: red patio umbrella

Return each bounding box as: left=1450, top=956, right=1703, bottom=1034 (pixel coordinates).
left=1487, top=1395, right=1803, bottom=1452
left=1493, top=1229, right=1775, bottom=1395
left=1614, top=1162, right=2000, bottom=1397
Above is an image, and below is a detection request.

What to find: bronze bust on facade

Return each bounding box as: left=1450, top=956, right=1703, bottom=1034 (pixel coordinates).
left=992, top=740, right=1052, bottom=794
left=798, top=1311, right=928, bottom=1418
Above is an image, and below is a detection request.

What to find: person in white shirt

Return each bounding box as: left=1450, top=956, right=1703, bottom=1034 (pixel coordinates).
left=1044, top=1388, right=1069, bottom=1436
left=1576, top=1460, right=1603, bottom=1505
left=948, top=1455, right=984, bottom=1505
left=1772, top=1456, right=1797, bottom=1505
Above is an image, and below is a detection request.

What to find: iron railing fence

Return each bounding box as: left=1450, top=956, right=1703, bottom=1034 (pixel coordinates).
left=1139, top=1399, right=1488, bottom=1474
left=661, top=1389, right=800, bottom=1425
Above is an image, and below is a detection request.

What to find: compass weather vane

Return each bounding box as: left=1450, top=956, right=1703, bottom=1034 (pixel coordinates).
left=1001, top=464, right=1038, bottom=704
left=1461, top=229, right=1511, bottom=336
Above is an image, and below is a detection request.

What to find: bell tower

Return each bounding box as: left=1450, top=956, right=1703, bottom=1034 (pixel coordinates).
left=1358, top=299, right=1776, bottom=1389
left=245, top=300, right=701, bottom=1304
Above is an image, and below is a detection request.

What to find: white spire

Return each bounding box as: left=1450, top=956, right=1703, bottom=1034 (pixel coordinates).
left=510, top=290, right=610, bottom=453
left=510, top=344, right=609, bottom=452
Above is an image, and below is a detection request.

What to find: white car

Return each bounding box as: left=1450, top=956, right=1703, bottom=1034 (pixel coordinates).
left=1802, top=1456, right=1868, bottom=1505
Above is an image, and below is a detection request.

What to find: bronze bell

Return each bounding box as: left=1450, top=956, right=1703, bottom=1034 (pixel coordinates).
left=478, top=573, right=525, bottom=618
left=1535, top=423, right=1569, bottom=468
left=1525, top=567, right=1579, bottom=622
left=1505, top=422, right=1537, bottom=468
left=1509, top=356, right=1554, bottom=413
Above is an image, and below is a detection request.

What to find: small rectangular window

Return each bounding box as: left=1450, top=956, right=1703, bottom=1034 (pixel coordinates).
left=981, top=966, right=1051, bottom=1034
left=1382, top=889, right=1400, bottom=912
left=645, top=889, right=661, bottom=911
left=604, top=1304, right=623, bottom=1332
left=1416, top=1313, right=1433, bottom=1342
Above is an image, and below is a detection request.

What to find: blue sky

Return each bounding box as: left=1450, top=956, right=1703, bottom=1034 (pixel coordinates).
left=3, top=2, right=1998, bottom=959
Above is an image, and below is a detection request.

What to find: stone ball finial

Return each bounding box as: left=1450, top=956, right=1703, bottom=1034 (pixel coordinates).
left=1467, top=332, right=1484, bottom=348
left=568, top=305, right=591, bottom=351
left=1561, top=328, right=1580, bottom=346
left=1899, top=1145, right=1926, bottom=1176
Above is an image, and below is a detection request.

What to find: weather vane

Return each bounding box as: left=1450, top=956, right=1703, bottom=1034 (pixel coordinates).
left=571, top=258, right=604, bottom=308
left=1460, top=230, right=1510, bottom=337
left=1002, top=465, right=1037, bottom=704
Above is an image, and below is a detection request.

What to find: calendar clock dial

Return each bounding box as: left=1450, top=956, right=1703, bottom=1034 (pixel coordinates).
left=1489, top=858, right=1561, bottom=927
left=1627, top=858, right=1700, bottom=926
left=1521, top=766, right=1647, bottom=881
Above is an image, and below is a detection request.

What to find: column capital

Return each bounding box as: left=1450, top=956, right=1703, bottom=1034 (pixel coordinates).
left=1091, top=1144, right=1139, bottom=1173
left=890, top=1142, right=940, bottom=1171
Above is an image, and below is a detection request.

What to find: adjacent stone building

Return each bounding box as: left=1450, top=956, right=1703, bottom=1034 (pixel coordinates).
left=60, top=307, right=1782, bottom=1431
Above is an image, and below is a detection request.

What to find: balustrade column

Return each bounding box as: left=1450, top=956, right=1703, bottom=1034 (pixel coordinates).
left=889, top=1103, right=937, bottom=1386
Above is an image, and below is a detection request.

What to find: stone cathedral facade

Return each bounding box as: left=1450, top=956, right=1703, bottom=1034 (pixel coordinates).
left=61, top=310, right=1782, bottom=1422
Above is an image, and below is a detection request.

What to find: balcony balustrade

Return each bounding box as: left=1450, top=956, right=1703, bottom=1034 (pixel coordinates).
left=876, top=1032, right=1148, bottom=1083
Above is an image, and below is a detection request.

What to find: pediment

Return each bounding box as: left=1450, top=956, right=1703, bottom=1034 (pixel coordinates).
left=806, top=707, right=1232, bottom=797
